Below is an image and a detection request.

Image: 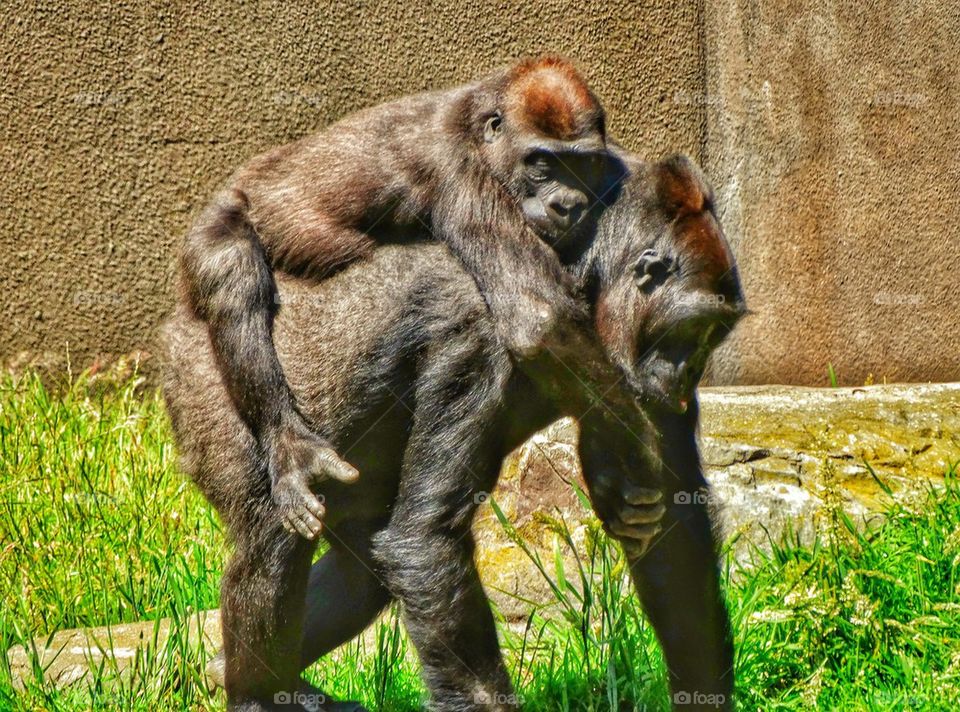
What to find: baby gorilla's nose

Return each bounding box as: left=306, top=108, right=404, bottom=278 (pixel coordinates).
left=547, top=191, right=588, bottom=227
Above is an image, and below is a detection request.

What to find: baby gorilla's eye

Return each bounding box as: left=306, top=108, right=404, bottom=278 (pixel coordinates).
left=525, top=151, right=553, bottom=183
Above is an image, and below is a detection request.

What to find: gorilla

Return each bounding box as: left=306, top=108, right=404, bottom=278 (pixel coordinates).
left=162, top=150, right=746, bottom=711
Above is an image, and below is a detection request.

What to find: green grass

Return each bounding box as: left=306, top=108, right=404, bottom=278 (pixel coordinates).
left=1, top=367, right=958, bottom=710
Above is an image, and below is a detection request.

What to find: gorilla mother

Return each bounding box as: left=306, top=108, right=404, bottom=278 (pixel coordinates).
left=162, top=150, right=746, bottom=711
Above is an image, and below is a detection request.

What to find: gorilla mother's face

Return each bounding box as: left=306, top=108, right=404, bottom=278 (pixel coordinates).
left=594, top=155, right=747, bottom=414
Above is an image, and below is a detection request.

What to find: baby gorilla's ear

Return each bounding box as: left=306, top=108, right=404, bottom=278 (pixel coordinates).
left=483, top=112, right=504, bottom=143
left=635, top=249, right=676, bottom=290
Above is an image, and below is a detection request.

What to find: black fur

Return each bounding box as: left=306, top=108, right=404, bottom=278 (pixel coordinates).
left=162, top=152, right=745, bottom=711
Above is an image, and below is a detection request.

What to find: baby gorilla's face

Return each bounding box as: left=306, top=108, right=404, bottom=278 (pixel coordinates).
left=518, top=147, right=608, bottom=237
left=478, top=58, right=610, bottom=246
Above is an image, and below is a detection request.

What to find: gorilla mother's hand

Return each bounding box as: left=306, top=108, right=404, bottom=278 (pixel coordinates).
left=577, top=410, right=666, bottom=560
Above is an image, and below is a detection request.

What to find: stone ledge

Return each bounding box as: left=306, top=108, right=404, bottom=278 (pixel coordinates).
left=478, top=383, right=959, bottom=617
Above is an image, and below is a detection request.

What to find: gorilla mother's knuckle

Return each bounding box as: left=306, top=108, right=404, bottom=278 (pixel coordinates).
left=593, top=481, right=666, bottom=541
left=622, top=482, right=663, bottom=506
left=609, top=519, right=663, bottom=551
left=619, top=502, right=666, bottom=525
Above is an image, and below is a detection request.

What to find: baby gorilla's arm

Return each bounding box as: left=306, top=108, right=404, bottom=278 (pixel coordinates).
left=180, top=190, right=358, bottom=540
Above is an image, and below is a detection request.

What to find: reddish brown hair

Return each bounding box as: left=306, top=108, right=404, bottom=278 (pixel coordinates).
left=504, top=56, right=602, bottom=140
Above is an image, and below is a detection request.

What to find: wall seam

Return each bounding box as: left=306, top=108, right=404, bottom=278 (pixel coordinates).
left=697, top=0, right=710, bottom=166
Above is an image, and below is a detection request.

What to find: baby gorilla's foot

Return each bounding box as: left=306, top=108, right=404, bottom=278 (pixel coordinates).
left=268, top=418, right=359, bottom=540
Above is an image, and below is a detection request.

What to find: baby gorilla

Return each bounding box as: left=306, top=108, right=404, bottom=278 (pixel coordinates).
left=178, top=57, right=614, bottom=541
left=163, top=151, right=746, bottom=711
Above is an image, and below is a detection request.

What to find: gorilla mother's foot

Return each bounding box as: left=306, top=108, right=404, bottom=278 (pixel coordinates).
left=205, top=652, right=368, bottom=711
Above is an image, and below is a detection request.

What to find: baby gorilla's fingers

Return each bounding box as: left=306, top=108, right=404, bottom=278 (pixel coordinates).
left=291, top=511, right=318, bottom=540
left=289, top=505, right=322, bottom=540
left=305, top=493, right=326, bottom=520
left=313, top=448, right=360, bottom=484
left=295, top=491, right=324, bottom=540
left=274, top=475, right=325, bottom=540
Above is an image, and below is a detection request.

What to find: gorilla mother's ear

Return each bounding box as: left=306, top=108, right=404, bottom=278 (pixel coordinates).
left=635, top=249, right=677, bottom=291
left=655, top=154, right=709, bottom=219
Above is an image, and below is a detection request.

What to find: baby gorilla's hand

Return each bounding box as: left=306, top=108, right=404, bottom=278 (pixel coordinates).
left=268, top=417, right=359, bottom=540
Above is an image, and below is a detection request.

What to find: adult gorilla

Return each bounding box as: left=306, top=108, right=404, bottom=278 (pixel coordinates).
left=162, top=150, right=746, bottom=711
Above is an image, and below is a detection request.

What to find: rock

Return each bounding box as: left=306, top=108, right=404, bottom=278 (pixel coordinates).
left=698, top=383, right=959, bottom=551
left=6, top=610, right=222, bottom=692
left=475, top=383, right=959, bottom=609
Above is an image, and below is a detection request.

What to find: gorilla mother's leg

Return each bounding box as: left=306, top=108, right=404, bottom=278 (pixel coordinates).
left=220, top=508, right=317, bottom=711
left=371, top=330, right=515, bottom=711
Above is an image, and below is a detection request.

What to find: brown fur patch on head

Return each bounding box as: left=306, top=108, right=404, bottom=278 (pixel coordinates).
left=656, top=155, right=735, bottom=286
left=656, top=155, right=707, bottom=218
left=504, top=56, right=604, bottom=140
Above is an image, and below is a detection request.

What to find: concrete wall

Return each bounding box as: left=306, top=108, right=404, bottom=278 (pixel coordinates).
left=2, top=1, right=957, bottom=384
left=703, top=0, right=960, bottom=385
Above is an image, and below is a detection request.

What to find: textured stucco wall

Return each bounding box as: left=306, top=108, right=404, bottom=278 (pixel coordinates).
left=703, top=0, right=960, bottom=385
left=2, top=1, right=957, bottom=384
left=1, top=1, right=704, bottom=372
